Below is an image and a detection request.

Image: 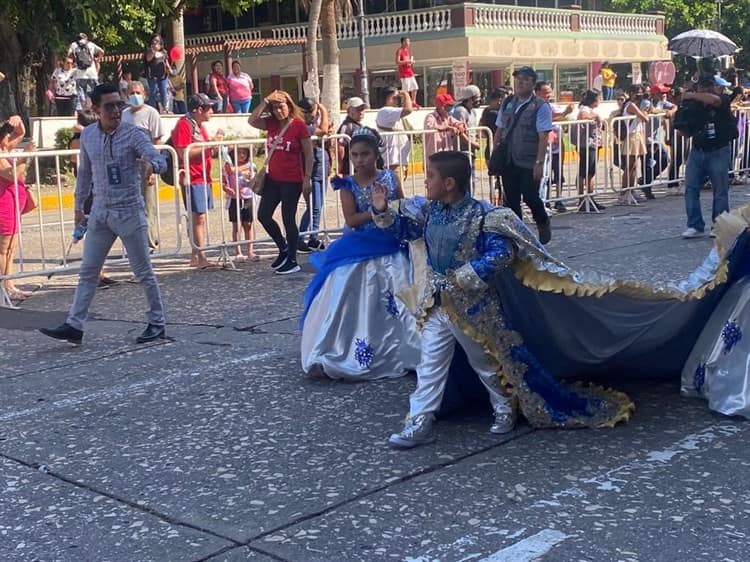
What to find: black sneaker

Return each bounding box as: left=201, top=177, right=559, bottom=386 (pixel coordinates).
left=554, top=201, right=567, bottom=212
left=307, top=239, right=324, bottom=251
left=271, top=251, right=288, bottom=270
left=537, top=221, right=552, bottom=245
left=275, top=260, right=301, bottom=275
left=297, top=241, right=312, bottom=254
left=98, top=276, right=118, bottom=289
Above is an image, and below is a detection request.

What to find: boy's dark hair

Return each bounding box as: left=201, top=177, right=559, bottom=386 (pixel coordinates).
left=533, top=81, right=550, bottom=93
left=76, top=109, right=99, bottom=127
left=579, top=89, right=599, bottom=107
left=428, top=151, right=471, bottom=193
left=488, top=88, right=508, bottom=101
left=90, top=83, right=119, bottom=106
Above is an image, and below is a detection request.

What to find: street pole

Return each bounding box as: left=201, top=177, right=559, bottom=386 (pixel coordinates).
left=717, top=0, right=722, bottom=33
left=357, top=0, right=370, bottom=106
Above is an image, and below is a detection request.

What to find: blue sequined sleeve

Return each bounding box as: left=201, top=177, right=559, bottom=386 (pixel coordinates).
left=372, top=196, right=428, bottom=242
left=454, top=232, right=515, bottom=291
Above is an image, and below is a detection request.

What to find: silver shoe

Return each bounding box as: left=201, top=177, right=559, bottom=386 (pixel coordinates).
left=490, top=406, right=517, bottom=434
left=388, top=414, right=435, bottom=449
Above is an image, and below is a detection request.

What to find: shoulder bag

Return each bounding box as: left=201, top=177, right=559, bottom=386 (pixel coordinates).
left=488, top=98, right=531, bottom=177
left=250, top=120, right=293, bottom=196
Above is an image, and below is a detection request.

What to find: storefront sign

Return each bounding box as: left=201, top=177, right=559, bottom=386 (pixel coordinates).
left=452, top=60, right=470, bottom=97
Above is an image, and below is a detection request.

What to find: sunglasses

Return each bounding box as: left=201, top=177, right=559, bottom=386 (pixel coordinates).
left=101, top=101, right=126, bottom=112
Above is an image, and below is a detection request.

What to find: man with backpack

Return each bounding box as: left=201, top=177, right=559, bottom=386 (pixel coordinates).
left=67, top=33, right=104, bottom=111
left=679, top=75, right=738, bottom=239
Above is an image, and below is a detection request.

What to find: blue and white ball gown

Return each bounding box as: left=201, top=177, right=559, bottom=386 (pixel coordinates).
left=300, top=170, right=420, bottom=380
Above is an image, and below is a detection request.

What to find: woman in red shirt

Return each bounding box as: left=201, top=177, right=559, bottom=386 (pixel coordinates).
left=208, top=60, right=229, bottom=113
left=249, top=90, right=313, bottom=274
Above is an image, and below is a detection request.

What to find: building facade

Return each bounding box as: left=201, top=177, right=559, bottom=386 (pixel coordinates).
left=184, top=1, right=669, bottom=106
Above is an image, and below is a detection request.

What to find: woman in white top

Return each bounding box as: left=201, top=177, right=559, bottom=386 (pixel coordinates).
left=617, top=84, right=649, bottom=203
left=375, top=86, right=413, bottom=180
left=575, top=90, right=606, bottom=211
left=47, top=56, right=77, bottom=116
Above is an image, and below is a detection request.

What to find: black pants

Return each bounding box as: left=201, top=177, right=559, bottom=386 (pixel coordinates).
left=257, top=177, right=303, bottom=263
left=55, top=96, right=76, bottom=116
left=501, top=161, right=549, bottom=227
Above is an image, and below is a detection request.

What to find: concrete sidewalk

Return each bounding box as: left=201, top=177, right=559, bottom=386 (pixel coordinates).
left=2, top=189, right=750, bottom=561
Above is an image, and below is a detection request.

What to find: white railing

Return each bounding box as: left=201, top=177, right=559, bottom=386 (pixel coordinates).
left=579, top=12, right=658, bottom=35
left=474, top=6, right=570, bottom=32
left=186, top=29, right=262, bottom=46
left=272, top=24, right=309, bottom=41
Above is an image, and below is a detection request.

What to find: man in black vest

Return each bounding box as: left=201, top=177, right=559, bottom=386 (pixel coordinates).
left=680, top=74, right=737, bottom=239
left=494, top=66, right=552, bottom=244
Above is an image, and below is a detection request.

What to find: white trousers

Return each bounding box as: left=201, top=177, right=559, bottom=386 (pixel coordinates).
left=409, top=308, right=512, bottom=417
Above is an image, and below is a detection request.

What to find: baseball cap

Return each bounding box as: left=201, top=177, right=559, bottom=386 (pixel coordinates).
left=649, top=83, right=671, bottom=95
left=434, top=93, right=455, bottom=107
left=459, top=85, right=481, bottom=101
left=188, top=93, right=213, bottom=111
left=513, top=66, right=538, bottom=81
left=298, top=97, right=316, bottom=112
left=347, top=96, right=367, bottom=109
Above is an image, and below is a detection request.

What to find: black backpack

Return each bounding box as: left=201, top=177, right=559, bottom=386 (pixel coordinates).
left=613, top=101, right=631, bottom=142
left=74, top=41, right=93, bottom=70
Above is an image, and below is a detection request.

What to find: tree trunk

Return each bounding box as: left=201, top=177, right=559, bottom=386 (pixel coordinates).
left=320, top=0, right=340, bottom=130
left=171, top=3, right=186, bottom=81
left=304, top=0, right=322, bottom=100
left=0, top=19, right=40, bottom=128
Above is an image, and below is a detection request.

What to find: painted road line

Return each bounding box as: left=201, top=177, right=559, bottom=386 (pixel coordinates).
left=0, top=351, right=274, bottom=423
left=478, top=529, right=570, bottom=562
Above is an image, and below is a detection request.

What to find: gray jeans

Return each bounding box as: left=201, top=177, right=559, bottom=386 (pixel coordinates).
left=142, top=180, right=159, bottom=250
left=67, top=207, right=165, bottom=331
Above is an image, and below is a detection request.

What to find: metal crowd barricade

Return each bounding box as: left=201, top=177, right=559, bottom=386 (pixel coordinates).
left=0, top=144, right=182, bottom=308
left=181, top=135, right=351, bottom=266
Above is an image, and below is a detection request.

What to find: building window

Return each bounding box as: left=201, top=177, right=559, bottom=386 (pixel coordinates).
left=558, top=65, right=588, bottom=102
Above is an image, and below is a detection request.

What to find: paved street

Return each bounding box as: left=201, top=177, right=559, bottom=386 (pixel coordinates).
left=2, top=188, right=750, bottom=562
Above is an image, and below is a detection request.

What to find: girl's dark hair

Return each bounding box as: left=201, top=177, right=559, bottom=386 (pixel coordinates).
left=350, top=127, right=384, bottom=168
left=579, top=89, right=599, bottom=107
left=211, top=60, right=223, bottom=70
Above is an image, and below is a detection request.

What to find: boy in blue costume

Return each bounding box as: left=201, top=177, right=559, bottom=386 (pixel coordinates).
left=372, top=151, right=633, bottom=448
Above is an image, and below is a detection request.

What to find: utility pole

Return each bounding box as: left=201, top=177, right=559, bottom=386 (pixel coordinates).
left=717, top=0, right=722, bottom=33
left=357, top=0, right=370, bottom=106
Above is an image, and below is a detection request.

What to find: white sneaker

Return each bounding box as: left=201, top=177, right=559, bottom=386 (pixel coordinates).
left=681, top=227, right=706, bottom=239
left=490, top=405, right=517, bottom=434
left=388, top=414, right=435, bottom=449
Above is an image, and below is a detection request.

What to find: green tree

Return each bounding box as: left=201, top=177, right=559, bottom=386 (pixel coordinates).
left=0, top=0, right=260, bottom=122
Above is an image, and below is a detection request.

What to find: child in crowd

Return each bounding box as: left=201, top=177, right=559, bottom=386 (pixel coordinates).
left=222, top=146, right=258, bottom=262
left=371, top=151, right=517, bottom=448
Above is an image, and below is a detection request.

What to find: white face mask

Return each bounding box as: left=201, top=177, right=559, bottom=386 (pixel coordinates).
left=129, top=94, right=144, bottom=107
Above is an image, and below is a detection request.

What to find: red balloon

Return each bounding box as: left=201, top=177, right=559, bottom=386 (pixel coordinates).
left=169, top=46, right=183, bottom=61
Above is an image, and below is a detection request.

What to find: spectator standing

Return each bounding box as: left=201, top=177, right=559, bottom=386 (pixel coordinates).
left=453, top=85, right=482, bottom=166
left=616, top=84, right=649, bottom=204
left=222, top=146, right=258, bottom=262
left=207, top=61, right=229, bottom=113
left=39, top=84, right=168, bottom=345
left=600, top=62, right=617, bottom=101
left=680, top=75, right=737, bottom=238
left=423, top=93, right=464, bottom=167
left=171, top=93, right=225, bottom=269
left=121, top=81, right=163, bottom=251
left=666, top=86, right=687, bottom=194
left=396, top=37, right=419, bottom=107
left=119, top=70, right=132, bottom=101
left=535, top=81, right=572, bottom=212
left=574, top=90, right=606, bottom=211
left=226, top=61, right=254, bottom=114
left=336, top=96, right=367, bottom=173
left=248, top=90, right=313, bottom=275
left=480, top=88, right=508, bottom=205
left=67, top=33, right=104, bottom=110
left=144, top=34, right=171, bottom=112
left=47, top=57, right=77, bottom=116
left=375, top=87, right=413, bottom=179
left=494, top=66, right=552, bottom=244
left=0, top=116, right=35, bottom=301
left=297, top=97, right=330, bottom=253
left=169, top=69, right=187, bottom=114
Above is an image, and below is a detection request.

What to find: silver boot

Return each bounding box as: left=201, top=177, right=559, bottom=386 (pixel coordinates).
left=490, top=404, right=517, bottom=434
left=388, top=414, right=435, bottom=449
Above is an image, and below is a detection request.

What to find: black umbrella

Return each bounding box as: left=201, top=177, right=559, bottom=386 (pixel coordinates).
left=668, top=29, right=738, bottom=58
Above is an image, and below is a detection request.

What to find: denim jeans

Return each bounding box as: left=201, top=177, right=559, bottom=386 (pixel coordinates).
left=67, top=207, right=165, bottom=330
left=299, top=178, right=324, bottom=241
left=602, top=86, right=614, bottom=101
left=230, top=98, right=251, bottom=113
left=147, top=78, right=169, bottom=111
left=684, top=144, right=731, bottom=232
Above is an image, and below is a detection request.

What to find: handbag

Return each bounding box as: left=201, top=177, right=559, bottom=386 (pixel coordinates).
left=488, top=98, right=531, bottom=177
left=21, top=185, right=37, bottom=215
left=250, top=121, right=293, bottom=196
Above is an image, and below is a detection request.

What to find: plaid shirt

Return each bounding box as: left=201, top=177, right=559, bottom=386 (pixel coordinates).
left=75, top=122, right=167, bottom=212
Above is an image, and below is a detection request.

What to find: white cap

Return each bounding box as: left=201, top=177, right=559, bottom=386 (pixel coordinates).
left=459, top=85, right=481, bottom=101
left=347, top=96, right=368, bottom=109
